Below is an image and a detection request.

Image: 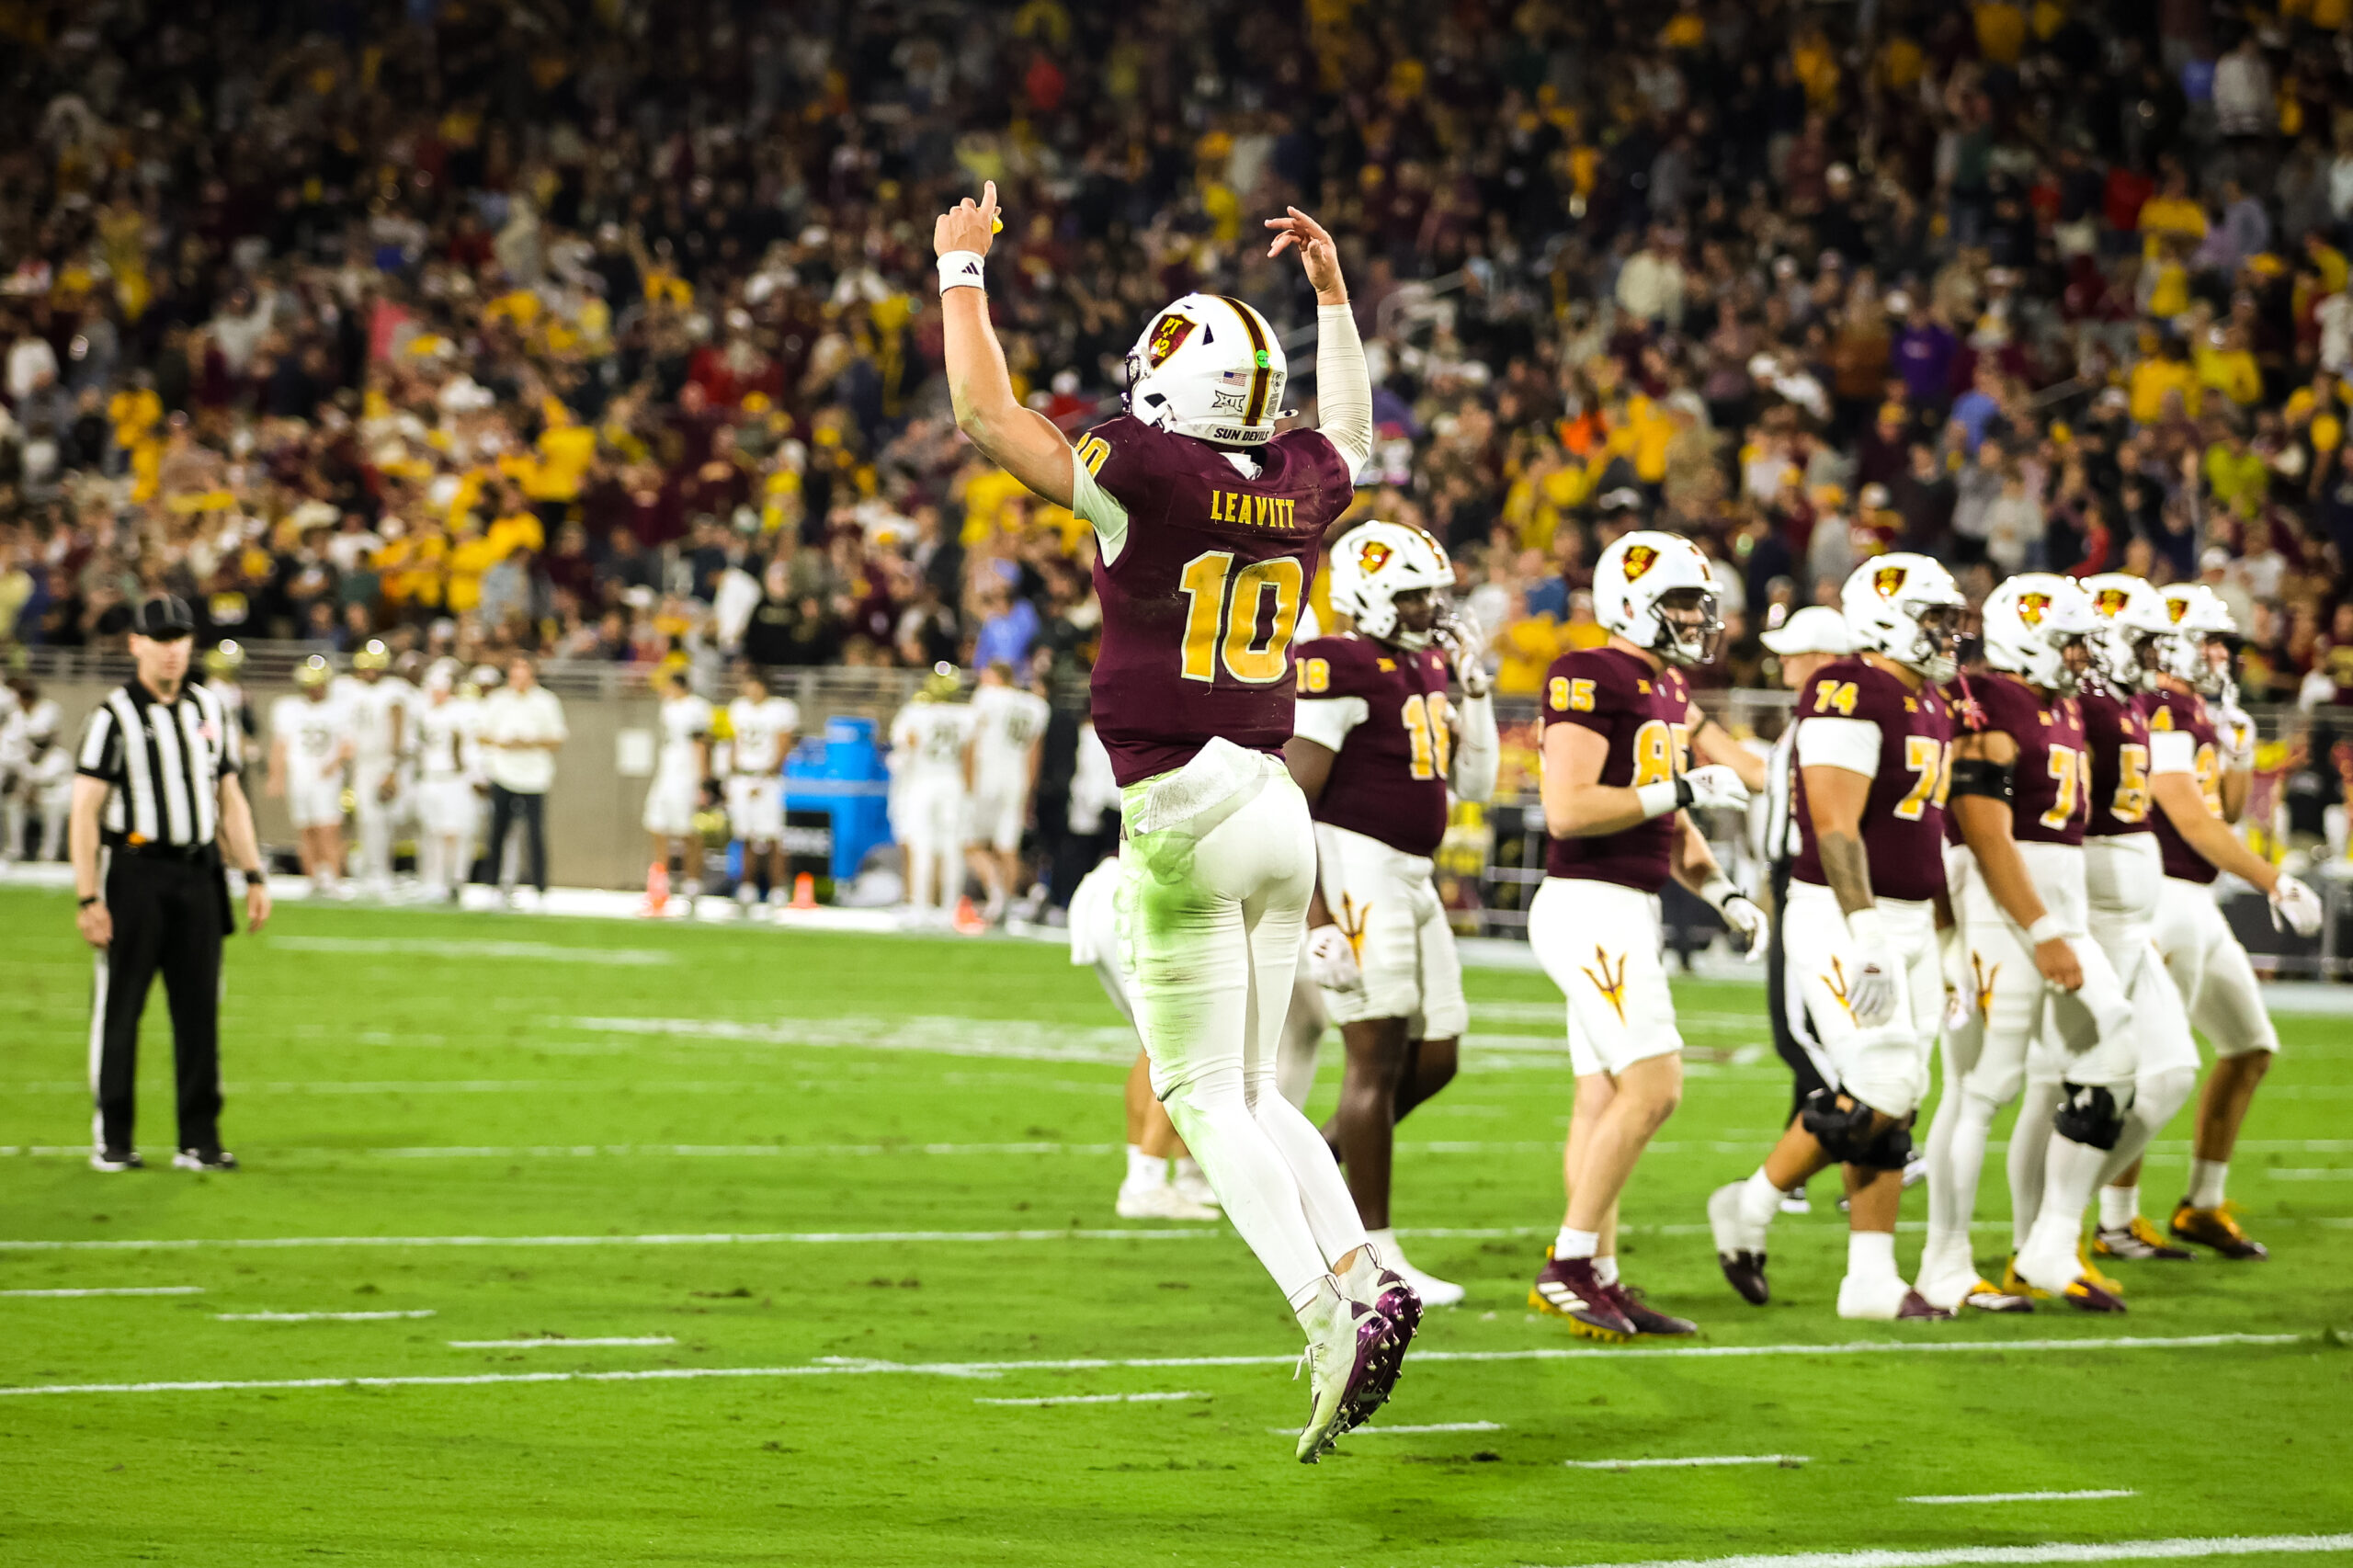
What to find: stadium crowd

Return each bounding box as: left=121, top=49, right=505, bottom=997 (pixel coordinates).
left=5, top=0, right=2353, bottom=727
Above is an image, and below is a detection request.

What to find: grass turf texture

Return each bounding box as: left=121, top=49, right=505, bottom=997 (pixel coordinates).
left=0, top=884, right=2347, bottom=1568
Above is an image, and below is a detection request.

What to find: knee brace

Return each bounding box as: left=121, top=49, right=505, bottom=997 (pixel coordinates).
left=1852, top=1119, right=1915, bottom=1172
left=2054, top=1081, right=2131, bottom=1151
left=1801, top=1089, right=1904, bottom=1165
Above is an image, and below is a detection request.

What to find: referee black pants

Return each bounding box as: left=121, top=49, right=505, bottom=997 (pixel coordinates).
left=1766, top=858, right=1830, bottom=1123
left=92, top=854, right=225, bottom=1153
left=481, top=786, right=548, bottom=892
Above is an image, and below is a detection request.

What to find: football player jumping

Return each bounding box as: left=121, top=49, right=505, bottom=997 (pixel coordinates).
left=937, top=184, right=1412, bottom=1460
left=1710, top=554, right=1971, bottom=1320
left=1527, top=530, right=1761, bottom=1342
left=1286, top=521, right=1500, bottom=1309
left=1923, top=574, right=2137, bottom=1313
left=2096, top=584, right=2322, bottom=1260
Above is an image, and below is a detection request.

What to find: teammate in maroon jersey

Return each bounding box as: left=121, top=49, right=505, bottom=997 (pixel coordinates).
left=1524, top=530, right=1762, bottom=1342
left=937, top=185, right=1407, bottom=1460
left=2095, top=584, right=2321, bottom=1260
left=2065, top=575, right=2204, bottom=1266
left=1286, top=521, right=1499, bottom=1311
left=1927, top=574, right=2136, bottom=1312
left=1708, top=554, right=1975, bottom=1320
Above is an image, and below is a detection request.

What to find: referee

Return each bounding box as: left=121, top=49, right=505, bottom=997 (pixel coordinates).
left=70, top=597, right=272, bottom=1173
left=1755, top=606, right=1855, bottom=1209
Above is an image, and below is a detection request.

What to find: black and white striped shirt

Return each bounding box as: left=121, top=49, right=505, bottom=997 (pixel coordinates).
left=75, top=680, right=242, bottom=849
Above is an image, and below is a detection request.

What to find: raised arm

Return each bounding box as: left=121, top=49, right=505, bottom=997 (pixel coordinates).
left=1267, top=208, right=1370, bottom=479
left=936, top=182, right=1076, bottom=508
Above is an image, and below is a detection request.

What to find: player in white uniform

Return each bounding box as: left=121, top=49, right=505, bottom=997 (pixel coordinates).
left=21, top=704, right=73, bottom=860
left=199, top=642, right=255, bottom=784
left=722, top=668, right=801, bottom=915
left=888, top=664, right=975, bottom=925
left=0, top=679, right=41, bottom=860
left=2100, top=584, right=2323, bottom=1260
left=339, top=641, right=412, bottom=897
left=964, top=661, right=1051, bottom=923
left=268, top=655, right=356, bottom=894
left=641, top=667, right=714, bottom=915
left=412, top=663, right=483, bottom=903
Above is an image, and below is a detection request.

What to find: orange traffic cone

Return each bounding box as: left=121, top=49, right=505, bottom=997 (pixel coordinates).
left=952, top=895, right=987, bottom=935
left=789, top=872, right=817, bottom=910
left=641, top=861, right=670, bottom=917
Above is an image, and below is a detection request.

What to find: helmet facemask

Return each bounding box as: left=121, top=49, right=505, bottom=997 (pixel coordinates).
left=1653, top=586, right=1723, bottom=668
left=2052, top=634, right=2093, bottom=697
left=1900, top=602, right=1964, bottom=683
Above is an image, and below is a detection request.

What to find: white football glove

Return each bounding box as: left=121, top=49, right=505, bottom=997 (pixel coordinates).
left=2218, top=703, right=2257, bottom=771
left=1682, top=764, right=1750, bottom=812
left=1937, top=922, right=1974, bottom=1019
left=1305, top=924, right=1364, bottom=993
left=2269, top=874, right=2324, bottom=937
left=1719, top=893, right=1768, bottom=961
left=1842, top=908, right=1899, bottom=1029
left=1431, top=608, right=1491, bottom=698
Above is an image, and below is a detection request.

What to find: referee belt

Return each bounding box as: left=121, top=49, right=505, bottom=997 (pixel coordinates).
left=108, top=837, right=220, bottom=866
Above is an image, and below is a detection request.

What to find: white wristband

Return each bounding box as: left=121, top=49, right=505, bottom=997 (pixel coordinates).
left=2025, top=915, right=2067, bottom=947
left=938, top=251, right=986, bottom=293
left=1633, top=778, right=1687, bottom=821
left=1845, top=906, right=1888, bottom=954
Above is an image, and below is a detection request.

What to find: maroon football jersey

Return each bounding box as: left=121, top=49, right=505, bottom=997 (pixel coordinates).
left=1540, top=647, right=1694, bottom=892
left=1295, top=633, right=1453, bottom=857
left=1790, top=657, right=1954, bottom=903
left=2143, top=687, right=2223, bottom=885
left=1958, top=671, right=2087, bottom=847
left=2080, top=685, right=2154, bottom=840
left=1080, top=415, right=1356, bottom=786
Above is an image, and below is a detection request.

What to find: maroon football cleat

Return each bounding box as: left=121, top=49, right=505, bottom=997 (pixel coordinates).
left=1528, top=1249, right=1638, bottom=1342
left=1604, top=1281, right=1697, bottom=1335
left=1336, top=1270, right=1422, bottom=1434
left=2052, top=1278, right=2129, bottom=1313
left=1297, top=1300, right=1400, bottom=1461
left=1894, top=1290, right=1953, bottom=1320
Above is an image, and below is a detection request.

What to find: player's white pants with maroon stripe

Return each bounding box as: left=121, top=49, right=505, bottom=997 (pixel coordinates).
left=2151, top=874, right=2279, bottom=1058
left=1120, top=739, right=1370, bottom=1303
left=1312, top=823, right=1468, bottom=1040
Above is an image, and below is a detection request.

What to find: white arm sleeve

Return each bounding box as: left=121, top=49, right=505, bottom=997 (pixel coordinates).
left=2147, top=730, right=2196, bottom=776
left=1068, top=456, right=1131, bottom=567
left=1291, top=696, right=1369, bottom=751
left=1450, top=693, right=1499, bottom=803
left=1314, top=304, right=1373, bottom=478
left=1793, top=717, right=1883, bottom=778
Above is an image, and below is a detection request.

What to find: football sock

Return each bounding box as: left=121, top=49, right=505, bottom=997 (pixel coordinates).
left=2024, top=1131, right=2109, bottom=1268
left=1594, top=1255, right=1620, bottom=1287
left=1846, top=1229, right=1900, bottom=1284
left=2097, top=1066, right=2196, bottom=1189
left=1923, top=1087, right=2000, bottom=1264
left=1553, top=1227, right=1600, bottom=1260
left=2008, top=1081, right=2065, bottom=1255
left=1737, top=1167, right=1782, bottom=1237
left=2098, top=1183, right=2141, bottom=1231
left=2188, top=1158, right=2230, bottom=1209
left=1125, top=1147, right=1166, bottom=1187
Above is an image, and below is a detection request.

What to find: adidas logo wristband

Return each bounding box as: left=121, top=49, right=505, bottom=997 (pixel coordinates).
left=938, top=251, right=986, bottom=294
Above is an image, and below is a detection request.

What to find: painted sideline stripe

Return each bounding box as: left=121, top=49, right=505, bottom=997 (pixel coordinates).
left=0, top=1285, right=204, bottom=1299
left=220, top=1299, right=438, bottom=1309
left=978, top=1391, right=1208, bottom=1407
left=218, top=1310, right=437, bottom=1323
left=267, top=936, right=676, bottom=966
left=449, top=1336, right=675, bottom=1349
left=0, top=1333, right=2314, bottom=1399
left=1564, top=1454, right=1805, bottom=1471
left=1905, top=1490, right=2138, bottom=1505
left=1539, top=1533, right=2353, bottom=1568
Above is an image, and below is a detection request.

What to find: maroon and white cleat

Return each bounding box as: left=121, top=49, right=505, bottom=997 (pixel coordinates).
left=1528, top=1249, right=1638, bottom=1342
left=1604, top=1281, right=1697, bottom=1335
left=1295, top=1297, right=1398, bottom=1463
left=1894, top=1290, right=1954, bottom=1321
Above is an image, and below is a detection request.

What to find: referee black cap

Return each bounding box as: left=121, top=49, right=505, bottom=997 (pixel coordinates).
left=131, top=596, right=196, bottom=639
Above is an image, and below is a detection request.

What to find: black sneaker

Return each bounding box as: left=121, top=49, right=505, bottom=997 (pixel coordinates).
left=89, top=1148, right=144, bottom=1172
left=172, top=1147, right=239, bottom=1172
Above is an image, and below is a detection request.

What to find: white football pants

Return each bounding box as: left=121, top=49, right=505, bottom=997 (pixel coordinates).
left=1120, top=739, right=1369, bottom=1304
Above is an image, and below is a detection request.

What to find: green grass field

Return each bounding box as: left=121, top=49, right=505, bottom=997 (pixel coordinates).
left=1, top=882, right=2347, bottom=1568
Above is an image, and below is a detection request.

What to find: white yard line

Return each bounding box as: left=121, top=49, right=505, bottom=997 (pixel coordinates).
left=0, top=1286, right=204, bottom=1298
left=1337, top=1421, right=1505, bottom=1435
left=2267, top=1168, right=2352, bottom=1180
left=1904, top=1490, right=2139, bottom=1505
left=0, top=1332, right=2316, bottom=1399
left=977, top=1391, right=1209, bottom=1407
left=1563, top=1454, right=1804, bottom=1470
left=266, top=936, right=676, bottom=966
left=447, top=1335, right=676, bottom=1348
left=1535, top=1534, right=2353, bottom=1568
left=217, top=1310, right=438, bottom=1323
left=223, top=1299, right=442, bottom=1309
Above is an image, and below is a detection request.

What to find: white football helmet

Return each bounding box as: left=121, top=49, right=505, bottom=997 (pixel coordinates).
left=1123, top=293, right=1288, bottom=449
left=1594, top=530, right=1722, bottom=667
left=2081, top=573, right=2174, bottom=693
left=1839, top=552, right=1967, bottom=683
left=1983, top=574, right=2100, bottom=695
left=1328, top=521, right=1453, bottom=647
left=2158, top=582, right=2239, bottom=696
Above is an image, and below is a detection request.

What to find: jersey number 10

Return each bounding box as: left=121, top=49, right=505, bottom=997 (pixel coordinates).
left=1177, top=551, right=1303, bottom=685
